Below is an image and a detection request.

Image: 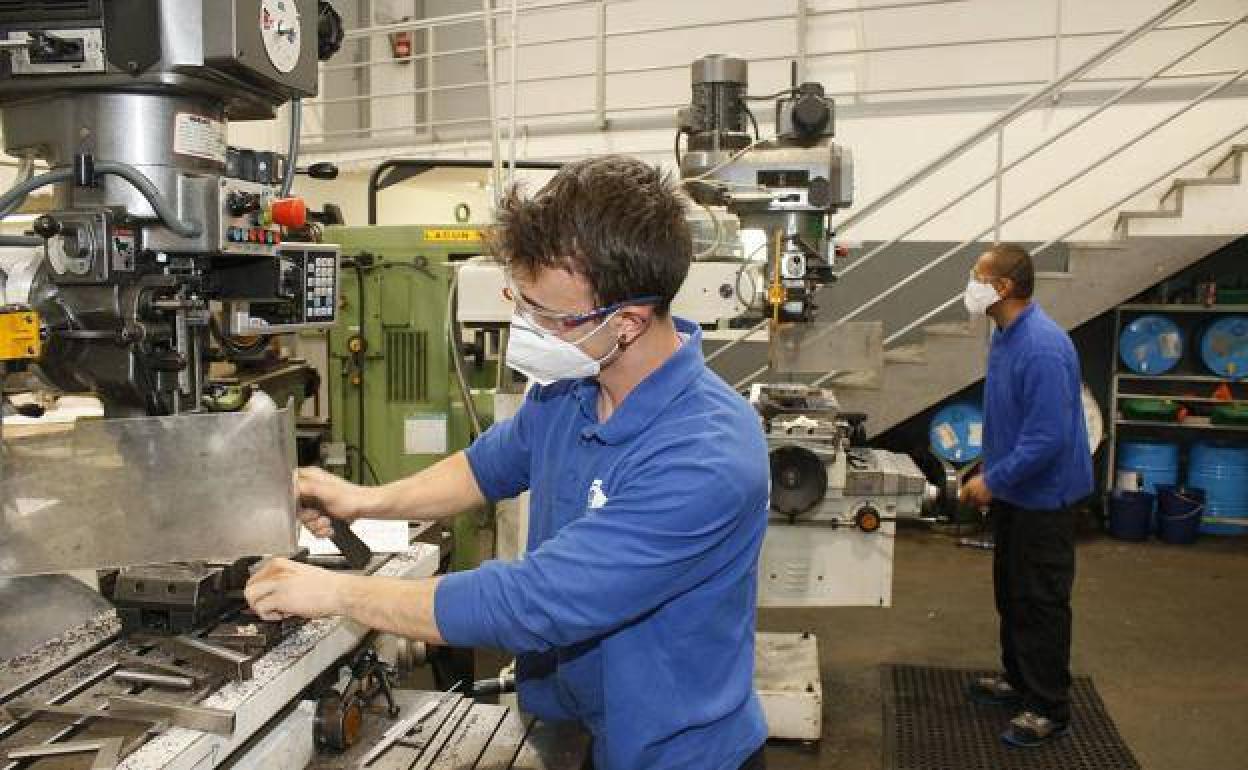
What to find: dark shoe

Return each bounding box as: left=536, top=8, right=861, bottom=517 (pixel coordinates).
left=967, top=675, right=1022, bottom=706
left=1001, top=710, right=1071, bottom=748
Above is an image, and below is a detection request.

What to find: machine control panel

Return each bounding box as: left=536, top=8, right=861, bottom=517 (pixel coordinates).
left=220, top=243, right=339, bottom=334
left=218, top=179, right=283, bottom=256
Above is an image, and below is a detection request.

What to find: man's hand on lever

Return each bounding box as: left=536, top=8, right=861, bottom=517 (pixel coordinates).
left=296, top=466, right=380, bottom=538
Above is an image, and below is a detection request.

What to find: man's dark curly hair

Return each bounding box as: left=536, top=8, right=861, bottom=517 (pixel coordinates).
left=485, top=155, right=693, bottom=316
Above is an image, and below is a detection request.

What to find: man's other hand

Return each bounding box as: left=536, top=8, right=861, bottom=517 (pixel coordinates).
left=297, top=466, right=377, bottom=538
left=245, top=558, right=349, bottom=621
left=960, top=474, right=993, bottom=508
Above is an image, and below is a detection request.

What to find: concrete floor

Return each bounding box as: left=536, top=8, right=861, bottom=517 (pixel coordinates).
left=759, top=529, right=1248, bottom=770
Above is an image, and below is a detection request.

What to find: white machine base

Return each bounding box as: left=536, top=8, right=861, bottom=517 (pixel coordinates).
left=754, top=631, right=822, bottom=742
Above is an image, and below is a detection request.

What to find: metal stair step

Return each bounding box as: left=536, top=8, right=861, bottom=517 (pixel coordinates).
left=923, top=321, right=974, bottom=337
left=883, top=344, right=926, bottom=364
left=1174, top=176, right=1240, bottom=188
left=1118, top=209, right=1179, bottom=220
left=1067, top=239, right=1129, bottom=250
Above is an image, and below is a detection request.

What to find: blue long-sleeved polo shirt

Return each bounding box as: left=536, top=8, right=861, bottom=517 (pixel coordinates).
left=983, top=303, right=1094, bottom=509
left=435, top=318, right=770, bottom=770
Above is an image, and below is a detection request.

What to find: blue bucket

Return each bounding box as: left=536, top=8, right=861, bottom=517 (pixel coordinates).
left=1108, top=490, right=1155, bottom=542
left=929, top=401, right=984, bottom=464
left=1119, top=314, right=1184, bottom=374
left=1189, top=441, right=1248, bottom=535
left=1199, top=316, right=1248, bottom=378
left=1156, top=485, right=1204, bottom=545
left=1117, top=440, right=1180, bottom=497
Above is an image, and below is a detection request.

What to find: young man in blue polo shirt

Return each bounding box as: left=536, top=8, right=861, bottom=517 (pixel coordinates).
left=246, top=156, right=771, bottom=769
left=959, top=242, right=1093, bottom=748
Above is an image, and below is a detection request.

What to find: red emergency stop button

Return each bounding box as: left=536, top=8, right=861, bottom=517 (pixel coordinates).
left=270, top=197, right=307, bottom=228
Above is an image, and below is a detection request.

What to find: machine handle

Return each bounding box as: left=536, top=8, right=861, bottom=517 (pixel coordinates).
left=330, top=518, right=373, bottom=570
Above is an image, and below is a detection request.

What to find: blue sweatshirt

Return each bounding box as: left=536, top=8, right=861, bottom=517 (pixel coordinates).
left=435, top=319, right=770, bottom=770
left=983, top=303, right=1094, bottom=509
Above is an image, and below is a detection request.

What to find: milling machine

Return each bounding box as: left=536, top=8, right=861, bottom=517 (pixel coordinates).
left=0, top=3, right=448, bottom=767
left=677, top=53, right=853, bottom=323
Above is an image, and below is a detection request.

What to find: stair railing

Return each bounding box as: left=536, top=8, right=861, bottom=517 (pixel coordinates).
left=787, top=0, right=1248, bottom=392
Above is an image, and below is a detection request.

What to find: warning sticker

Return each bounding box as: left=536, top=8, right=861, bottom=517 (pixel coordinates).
left=424, top=228, right=481, bottom=242
left=173, top=113, right=226, bottom=164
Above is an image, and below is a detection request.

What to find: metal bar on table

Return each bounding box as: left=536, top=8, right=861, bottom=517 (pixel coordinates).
left=112, top=670, right=195, bottom=691
left=833, top=0, right=1194, bottom=233
left=4, top=737, right=123, bottom=762
left=106, top=696, right=236, bottom=736
left=160, top=636, right=254, bottom=681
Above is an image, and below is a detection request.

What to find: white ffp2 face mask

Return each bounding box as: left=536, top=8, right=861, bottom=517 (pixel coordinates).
left=505, top=313, right=620, bottom=386
left=963, top=278, right=1002, bottom=316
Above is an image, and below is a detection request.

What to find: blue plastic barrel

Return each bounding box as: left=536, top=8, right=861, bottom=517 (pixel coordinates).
left=1117, top=440, right=1180, bottom=495
left=1119, top=314, right=1184, bottom=374
left=1199, top=316, right=1248, bottom=378
left=1108, top=490, right=1155, bottom=541
left=929, top=402, right=984, bottom=464
left=1189, top=442, right=1248, bottom=535
left=1156, top=485, right=1204, bottom=545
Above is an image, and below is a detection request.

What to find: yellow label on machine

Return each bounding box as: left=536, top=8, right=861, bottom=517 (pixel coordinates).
left=0, top=308, right=41, bottom=361
left=423, top=228, right=481, bottom=243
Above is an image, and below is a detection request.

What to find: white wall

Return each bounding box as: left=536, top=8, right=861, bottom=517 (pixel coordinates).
left=295, top=0, right=1248, bottom=243
left=3, top=0, right=1246, bottom=244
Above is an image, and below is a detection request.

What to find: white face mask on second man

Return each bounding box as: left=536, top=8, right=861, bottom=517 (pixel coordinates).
left=963, top=276, right=1002, bottom=316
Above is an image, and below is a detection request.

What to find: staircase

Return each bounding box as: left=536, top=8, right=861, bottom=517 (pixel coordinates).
left=762, top=0, right=1248, bottom=438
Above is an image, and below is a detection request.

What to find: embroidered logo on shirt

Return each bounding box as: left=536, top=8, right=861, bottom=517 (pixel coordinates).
left=587, top=479, right=609, bottom=509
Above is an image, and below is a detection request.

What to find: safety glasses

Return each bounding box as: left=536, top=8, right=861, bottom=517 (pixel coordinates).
left=501, top=270, right=660, bottom=338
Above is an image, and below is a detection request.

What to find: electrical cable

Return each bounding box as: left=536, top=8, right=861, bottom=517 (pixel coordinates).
left=673, top=128, right=685, bottom=170
left=742, top=103, right=762, bottom=141
left=680, top=136, right=771, bottom=184
left=447, top=269, right=483, bottom=440
left=280, top=98, right=302, bottom=198
left=745, top=87, right=798, bottom=101
left=691, top=201, right=722, bottom=260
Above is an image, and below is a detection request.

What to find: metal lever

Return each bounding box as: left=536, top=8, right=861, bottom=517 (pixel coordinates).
left=330, top=517, right=372, bottom=570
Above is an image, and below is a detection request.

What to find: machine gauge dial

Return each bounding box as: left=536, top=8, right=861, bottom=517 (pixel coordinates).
left=260, top=0, right=302, bottom=74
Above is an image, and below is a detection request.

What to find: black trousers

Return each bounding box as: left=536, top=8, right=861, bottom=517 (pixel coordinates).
left=992, top=500, right=1076, bottom=723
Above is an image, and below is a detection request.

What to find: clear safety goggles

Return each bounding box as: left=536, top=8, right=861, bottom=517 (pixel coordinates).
left=501, top=270, right=660, bottom=341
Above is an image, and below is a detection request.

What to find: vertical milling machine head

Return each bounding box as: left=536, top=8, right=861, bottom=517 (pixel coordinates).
left=0, top=0, right=343, bottom=416
left=677, top=54, right=853, bottom=323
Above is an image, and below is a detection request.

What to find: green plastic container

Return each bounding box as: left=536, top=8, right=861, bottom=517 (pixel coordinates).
left=1216, top=288, right=1248, bottom=305
left=1211, top=404, right=1248, bottom=426
left=1122, top=398, right=1180, bottom=422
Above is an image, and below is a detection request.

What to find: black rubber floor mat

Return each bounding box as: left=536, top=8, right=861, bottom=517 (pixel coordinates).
left=882, top=664, right=1141, bottom=770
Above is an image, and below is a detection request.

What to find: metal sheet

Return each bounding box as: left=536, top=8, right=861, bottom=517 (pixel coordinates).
left=0, top=575, right=113, bottom=663
left=769, top=320, right=883, bottom=376
left=0, top=406, right=299, bottom=577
